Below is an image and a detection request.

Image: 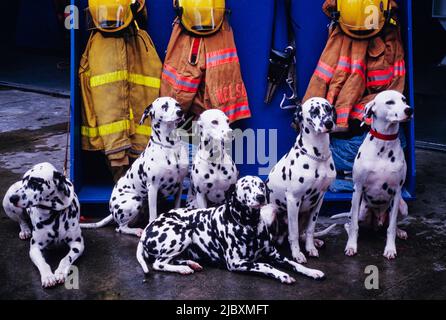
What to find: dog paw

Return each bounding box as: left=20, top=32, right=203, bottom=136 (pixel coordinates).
left=306, top=247, right=319, bottom=258
left=280, top=274, right=296, bottom=284
left=19, top=230, right=32, bottom=240
left=136, top=228, right=144, bottom=238
left=188, top=261, right=203, bottom=271
left=344, top=243, right=357, bottom=257
left=383, top=247, right=397, bottom=260
left=397, top=228, right=408, bottom=240
left=178, top=266, right=194, bottom=275
left=314, top=238, right=324, bottom=248
left=292, top=250, right=307, bottom=264
left=308, top=269, right=325, bottom=280
left=41, top=273, right=58, bottom=288
left=54, top=267, right=69, bottom=284
left=54, top=272, right=66, bottom=284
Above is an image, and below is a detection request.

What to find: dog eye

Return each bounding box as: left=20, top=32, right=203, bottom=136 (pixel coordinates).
left=212, top=120, right=219, bottom=125
left=386, top=100, right=395, bottom=105
left=402, top=97, right=407, bottom=103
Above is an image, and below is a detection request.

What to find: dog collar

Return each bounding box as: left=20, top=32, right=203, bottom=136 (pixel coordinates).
left=370, top=128, right=399, bottom=141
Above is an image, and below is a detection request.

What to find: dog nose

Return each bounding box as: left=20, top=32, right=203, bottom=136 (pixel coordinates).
left=256, top=194, right=266, bottom=204
left=404, top=108, right=413, bottom=117
left=176, top=109, right=183, bottom=117
left=9, top=195, right=20, bottom=204
left=324, top=120, right=334, bottom=130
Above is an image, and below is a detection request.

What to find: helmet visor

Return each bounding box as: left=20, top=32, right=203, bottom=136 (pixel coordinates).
left=87, top=4, right=132, bottom=31
left=181, top=7, right=226, bottom=33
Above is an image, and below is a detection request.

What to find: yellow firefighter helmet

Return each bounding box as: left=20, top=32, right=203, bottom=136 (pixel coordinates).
left=175, top=0, right=226, bottom=36
left=88, top=0, right=145, bottom=33
left=337, top=0, right=391, bottom=39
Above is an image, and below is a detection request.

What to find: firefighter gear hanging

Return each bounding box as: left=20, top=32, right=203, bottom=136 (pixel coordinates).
left=303, top=0, right=405, bottom=130
left=80, top=1, right=161, bottom=177
left=160, top=4, right=250, bottom=123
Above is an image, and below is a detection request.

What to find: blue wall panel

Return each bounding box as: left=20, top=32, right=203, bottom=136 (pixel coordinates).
left=71, top=0, right=415, bottom=204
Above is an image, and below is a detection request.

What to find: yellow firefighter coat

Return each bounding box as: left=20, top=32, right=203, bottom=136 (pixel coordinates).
left=79, top=27, right=162, bottom=166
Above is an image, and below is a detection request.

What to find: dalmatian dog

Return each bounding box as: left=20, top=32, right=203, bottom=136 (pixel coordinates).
left=81, top=97, right=189, bottom=236
left=136, top=176, right=325, bottom=284
left=186, top=109, right=237, bottom=209
left=267, top=98, right=337, bottom=263
left=2, top=162, right=84, bottom=288
left=343, top=90, right=413, bottom=259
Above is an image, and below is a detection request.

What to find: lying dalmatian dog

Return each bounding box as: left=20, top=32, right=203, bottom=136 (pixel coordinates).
left=2, top=162, right=84, bottom=288
left=267, top=98, right=337, bottom=263
left=343, top=90, right=413, bottom=259
left=81, top=97, right=189, bottom=236
left=137, top=176, right=325, bottom=284
left=187, top=109, right=237, bottom=208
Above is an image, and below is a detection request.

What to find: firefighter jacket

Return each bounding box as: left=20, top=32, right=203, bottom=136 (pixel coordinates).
left=160, top=19, right=251, bottom=123
left=79, top=26, right=162, bottom=166
left=304, top=0, right=405, bottom=129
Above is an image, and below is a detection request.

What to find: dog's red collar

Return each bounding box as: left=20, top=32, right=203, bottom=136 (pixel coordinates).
left=370, top=128, right=399, bottom=141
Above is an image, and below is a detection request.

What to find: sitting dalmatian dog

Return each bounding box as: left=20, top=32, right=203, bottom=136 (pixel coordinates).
left=137, top=176, right=325, bottom=284
left=187, top=109, right=237, bottom=208
left=81, top=97, right=189, bottom=236
left=267, top=98, right=337, bottom=263
left=344, top=90, right=413, bottom=259
left=2, top=162, right=84, bottom=288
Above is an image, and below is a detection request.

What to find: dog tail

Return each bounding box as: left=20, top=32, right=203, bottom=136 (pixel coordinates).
left=80, top=214, right=114, bottom=229
left=136, top=241, right=150, bottom=279
left=314, top=223, right=337, bottom=237
left=330, top=212, right=350, bottom=220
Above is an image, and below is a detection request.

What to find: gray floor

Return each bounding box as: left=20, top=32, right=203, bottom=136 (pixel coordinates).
left=0, top=89, right=445, bottom=300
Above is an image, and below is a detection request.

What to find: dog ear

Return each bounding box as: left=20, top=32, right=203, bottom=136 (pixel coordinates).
left=224, top=184, right=236, bottom=214
left=294, top=102, right=304, bottom=123
left=51, top=171, right=75, bottom=210
left=225, top=184, right=236, bottom=203
left=363, top=101, right=376, bottom=122
left=139, top=104, right=153, bottom=125
left=53, top=171, right=73, bottom=197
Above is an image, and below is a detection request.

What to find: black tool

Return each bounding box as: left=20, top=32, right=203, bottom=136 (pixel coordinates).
left=264, top=0, right=299, bottom=109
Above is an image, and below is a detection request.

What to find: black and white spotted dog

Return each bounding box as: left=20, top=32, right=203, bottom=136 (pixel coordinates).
left=187, top=109, right=237, bottom=208
left=137, top=176, right=325, bottom=284
left=2, top=162, right=84, bottom=288
left=267, top=98, right=337, bottom=263
left=81, top=97, right=189, bottom=236
left=342, top=90, right=413, bottom=259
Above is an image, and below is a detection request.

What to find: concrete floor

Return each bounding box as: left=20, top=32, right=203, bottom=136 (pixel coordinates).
left=0, top=89, right=446, bottom=300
